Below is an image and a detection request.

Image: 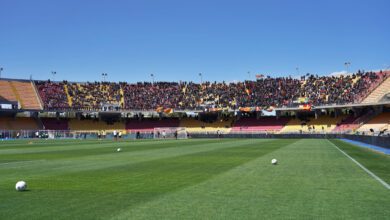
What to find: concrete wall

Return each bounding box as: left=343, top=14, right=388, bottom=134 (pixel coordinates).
left=191, top=133, right=390, bottom=149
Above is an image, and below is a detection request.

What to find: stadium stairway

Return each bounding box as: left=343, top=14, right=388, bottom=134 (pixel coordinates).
left=31, top=81, right=44, bottom=109
left=9, top=81, right=24, bottom=108
left=119, top=86, right=125, bottom=108
left=361, top=72, right=390, bottom=104
left=63, top=84, right=73, bottom=107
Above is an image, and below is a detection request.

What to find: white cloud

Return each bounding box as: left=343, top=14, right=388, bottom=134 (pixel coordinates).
left=329, top=68, right=389, bottom=77
left=329, top=70, right=350, bottom=76
left=227, top=80, right=240, bottom=84
left=291, top=75, right=302, bottom=79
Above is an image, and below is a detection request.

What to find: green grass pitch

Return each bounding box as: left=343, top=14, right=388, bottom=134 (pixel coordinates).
left=0, top=138, right=389, bottom=219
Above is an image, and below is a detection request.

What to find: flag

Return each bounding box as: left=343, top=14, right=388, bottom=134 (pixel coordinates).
left=182, top=85, right=187, bottom=94
left=265, top=106, right=275, bottom=112
left=255, top=74, right=264, bottom=79
left=163, top=108, right=173, bottom=114
left=156, top=107, right=164, bottom=113
left=231, top=98, right=237, bottom=106
left=245, top=88, right=251, bottom=95
left=239, top=107, right=252, bottom=112
left=299, top=104, right=311, bottom=111
left=298, top=97, right=309, bottom=103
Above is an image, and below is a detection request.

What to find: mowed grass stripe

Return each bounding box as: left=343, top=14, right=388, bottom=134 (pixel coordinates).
left=0, top=138, right=173, bottom=147
left=113, top=139, right=390, bottom=220
left=0, top=139, right=230, bottom=162
left=0, top=138, right=211, bottom=153
left=0, top=139, right=292, bottom=220
left=0, top=139, right=238, bottom=181
left=0, top=139, right=270, bottom=181
left=113, top=139, right=301, bottom=220
left=0, top=139, right=118, bottom=149
left=36, top=139, right=291, bottom=192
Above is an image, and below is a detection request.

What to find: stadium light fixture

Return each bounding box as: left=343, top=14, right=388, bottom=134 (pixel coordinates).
left=102, top=73, right=108, bottom=82
left=296, top=67, right=300, bottom=76
left=247, top=71, right=251, bottom=80
left=344, top=62, right=351, bottom=73
left=199, top=73, right=203, bottom=84
left=151, top=73, right=155, bottom=84
left=51, top=71, right=57, bottom=81
left=0, top=67, right=3, bottom=78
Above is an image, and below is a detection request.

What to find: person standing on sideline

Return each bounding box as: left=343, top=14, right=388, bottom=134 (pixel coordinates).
left=113, top=130, right=118, bottom=141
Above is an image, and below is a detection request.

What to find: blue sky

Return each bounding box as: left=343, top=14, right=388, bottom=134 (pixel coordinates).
left=0, top=0, right=389, bottom=82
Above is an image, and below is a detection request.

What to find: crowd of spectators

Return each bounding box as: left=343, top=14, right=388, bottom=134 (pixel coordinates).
left=34, top=70, right=388, bottom=111
left=67, top=81, right=122, bottom=110
left=35, top=81, right=69, bottom=109
left=302, top=71, right=384, bottom=105
left=122, top=82, right=183, bottom=110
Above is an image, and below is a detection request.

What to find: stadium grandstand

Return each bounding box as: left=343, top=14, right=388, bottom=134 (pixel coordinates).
left=0, top=69, right=389, bottom=141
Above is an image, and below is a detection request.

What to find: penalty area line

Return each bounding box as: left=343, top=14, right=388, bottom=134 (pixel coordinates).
left=327, top=139, right=390, bottom=190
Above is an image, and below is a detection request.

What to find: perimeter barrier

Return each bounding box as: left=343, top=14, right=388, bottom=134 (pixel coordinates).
left=1, top=130, right=389, bottom=149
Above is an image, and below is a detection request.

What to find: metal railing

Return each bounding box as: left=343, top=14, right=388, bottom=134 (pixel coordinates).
left=0, top=130, right=155, bottom=140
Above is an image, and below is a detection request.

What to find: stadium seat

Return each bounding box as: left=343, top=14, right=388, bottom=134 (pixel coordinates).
left=332, top=115, right=361, bottom=133
left=0, top=117, right=40, bottom=130
left=361, top=72, right=390, bottom=103
left=41, top=118, right=69, bottom=130
left=126, top=118, right=180, bottom=132
left=12, top=81, right=42, bottom=109
left=180, top=117, right=232, bottom=133
left=68, top=119, right=125, bottom=131
left=280, top=115, right=345, bottom=133
left=0, top=80, right=17, bottom=101
left=0, top=80, right=42, bottom=110
left=231, top=117, right=289, bottom=133
left=356, top=112, right=390, bottom=134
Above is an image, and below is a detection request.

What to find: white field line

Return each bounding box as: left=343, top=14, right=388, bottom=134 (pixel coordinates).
left=327, top=139, right=390, bottom=190
left=0, top=159, right=47, bottom=165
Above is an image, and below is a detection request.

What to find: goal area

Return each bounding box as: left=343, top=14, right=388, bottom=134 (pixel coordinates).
left=153, top=127, right=188, bottom=139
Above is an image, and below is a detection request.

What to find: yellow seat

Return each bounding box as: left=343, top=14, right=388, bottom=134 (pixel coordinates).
left=68, top=119, right=125, bottom=131
left=280, top=116, right=346, bottom=133
left=179, top=118, right=232, bottom=133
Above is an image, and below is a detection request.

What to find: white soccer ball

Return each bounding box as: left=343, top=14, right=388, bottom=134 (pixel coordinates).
left=117, top=148, right=121, bottom=152
left=271, top=159, right=278, bottom=165
left=15, top=181, right=27, bottom=191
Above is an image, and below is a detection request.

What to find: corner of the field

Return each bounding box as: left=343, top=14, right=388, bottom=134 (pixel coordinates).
left=326, top=139, right=390, bottom=190
left=334, top=138, right=390, bottom=155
